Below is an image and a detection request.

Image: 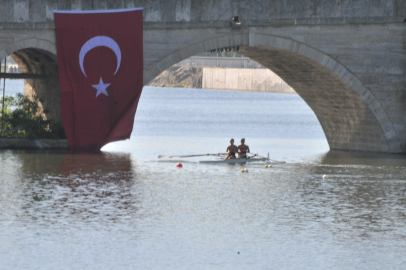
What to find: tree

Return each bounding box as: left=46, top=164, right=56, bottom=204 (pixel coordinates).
left=0, top=93, right=66, bottom=139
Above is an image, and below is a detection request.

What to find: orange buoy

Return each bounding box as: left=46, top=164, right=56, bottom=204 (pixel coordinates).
left=176, top=162, right=183, bottom=168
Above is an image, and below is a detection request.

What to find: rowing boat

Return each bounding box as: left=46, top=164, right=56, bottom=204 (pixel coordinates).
left=158, top=152, right=285, bottom=164
left=198, top=156, right=269, bottom=164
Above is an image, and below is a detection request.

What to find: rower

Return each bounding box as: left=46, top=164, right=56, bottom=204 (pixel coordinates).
left=225, top=138, right=238, bottom=159
left=237, top=138, right=250, bottom=158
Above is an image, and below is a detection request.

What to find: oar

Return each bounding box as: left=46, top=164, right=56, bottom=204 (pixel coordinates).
left=247, top=153, right=286, bottom=163
left=158, top=153, right=225, bottom=159
left=270, top=159, right=286, bottom=164
left=265, top=152, right=286, bottom=164
left=244, top=153, right=262, bottom=157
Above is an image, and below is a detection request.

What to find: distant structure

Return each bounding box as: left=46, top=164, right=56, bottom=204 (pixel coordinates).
left=172, top=56, right=294, bottom=93
left=0, top=57, right=20, bottom=74
left=8, top=65, right=20, bottom=73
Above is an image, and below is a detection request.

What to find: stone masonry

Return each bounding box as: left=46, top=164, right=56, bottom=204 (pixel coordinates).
left=0, top=0, right=405, bottom=153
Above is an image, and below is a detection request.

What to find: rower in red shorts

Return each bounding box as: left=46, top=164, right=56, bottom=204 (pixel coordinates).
left=237, top=138, right=250, bottom=158
left=225, top=138, right=238, bottom=159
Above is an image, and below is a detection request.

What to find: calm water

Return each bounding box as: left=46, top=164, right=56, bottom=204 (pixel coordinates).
left=1, top=84, right=406, bottom=269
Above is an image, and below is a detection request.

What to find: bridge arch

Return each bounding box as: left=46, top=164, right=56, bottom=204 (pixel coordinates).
left=145, top=32, right=400, bottom=153
left=0, top=39, right=61, bottom=123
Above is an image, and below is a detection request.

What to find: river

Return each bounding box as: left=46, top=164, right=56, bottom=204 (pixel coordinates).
left=1, top=83, right=405, bottom=269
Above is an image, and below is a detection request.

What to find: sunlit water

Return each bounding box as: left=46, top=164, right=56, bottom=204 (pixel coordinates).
left=1, top=84, right=405, bottom=269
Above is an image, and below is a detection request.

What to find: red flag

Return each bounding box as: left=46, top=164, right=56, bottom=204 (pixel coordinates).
left=54, top=8, right=143, bottom=150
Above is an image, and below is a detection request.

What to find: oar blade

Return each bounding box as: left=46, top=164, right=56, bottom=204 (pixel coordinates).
left=158, top=153, right=225, bottom=159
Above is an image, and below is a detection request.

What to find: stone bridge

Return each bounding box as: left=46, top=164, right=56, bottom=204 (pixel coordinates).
left=0, top=0, right=405, bottom=153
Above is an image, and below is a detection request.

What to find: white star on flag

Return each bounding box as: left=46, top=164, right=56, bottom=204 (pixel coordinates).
left=92, top=77, right=110, bottom=97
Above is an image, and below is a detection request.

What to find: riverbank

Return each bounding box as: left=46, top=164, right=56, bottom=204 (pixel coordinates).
left=0, top=138, right=68, bottom=149
left=148, top=66, right=295, bottom=93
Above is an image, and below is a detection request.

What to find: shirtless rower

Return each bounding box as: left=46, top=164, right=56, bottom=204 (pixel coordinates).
left=237, top=138, right=250, bottom=158
left=225, top=138, right=238, bottom=159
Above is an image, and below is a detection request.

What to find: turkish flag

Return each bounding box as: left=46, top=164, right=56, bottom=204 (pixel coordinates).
left=54, top=8, right=143, bottom=150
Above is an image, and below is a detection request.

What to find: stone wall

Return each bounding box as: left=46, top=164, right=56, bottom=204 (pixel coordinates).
left=203, top=68, right=295, bottom=93
left=0, top=0, right=404, bottom=26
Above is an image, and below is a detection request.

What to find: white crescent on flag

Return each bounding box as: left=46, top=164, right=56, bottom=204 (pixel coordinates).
left=79, top=36, right=121, bottom=77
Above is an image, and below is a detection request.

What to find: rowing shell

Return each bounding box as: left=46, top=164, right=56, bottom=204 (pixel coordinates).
left=198, top=156, right=269, bottom=164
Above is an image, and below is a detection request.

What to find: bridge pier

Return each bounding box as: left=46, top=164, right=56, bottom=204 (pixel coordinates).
left=240, top=45, right=393, bottom=153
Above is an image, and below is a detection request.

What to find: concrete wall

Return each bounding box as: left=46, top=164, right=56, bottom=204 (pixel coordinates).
left=203, top=67, right=295, bottom=93
left=177, top=56, right=264, bottom=69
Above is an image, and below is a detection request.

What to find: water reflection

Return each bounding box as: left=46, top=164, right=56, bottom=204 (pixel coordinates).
left=0, top=150, right=139, bottom=228
left=281, top=150, right=406, bottom=241
left=1, top=149, right=406, bottom=269
left=320, top=150, right=406, bottom=167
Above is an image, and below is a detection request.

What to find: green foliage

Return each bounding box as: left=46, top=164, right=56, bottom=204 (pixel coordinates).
left=0, top=93, right=66, bottom=139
